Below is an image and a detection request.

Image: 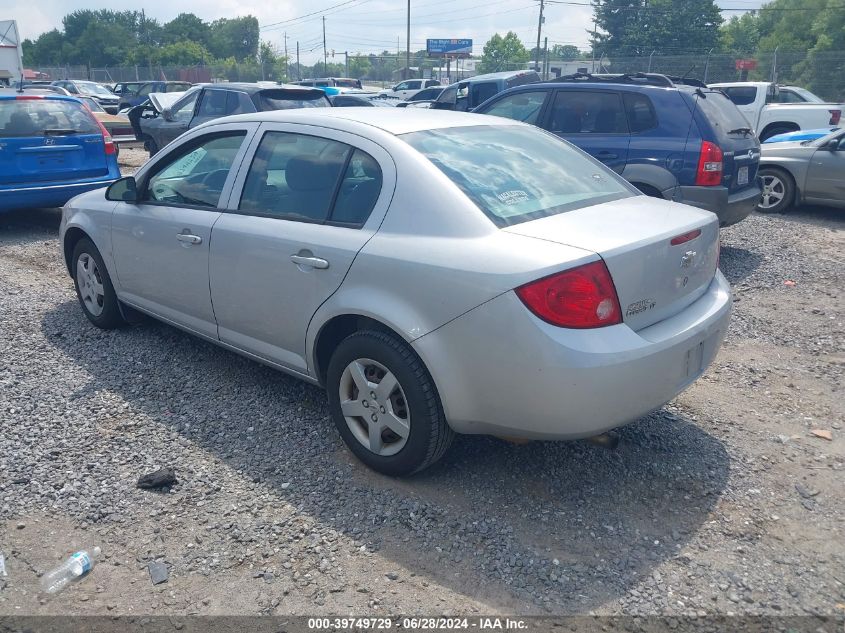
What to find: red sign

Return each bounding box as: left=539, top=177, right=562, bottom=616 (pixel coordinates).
left=735, top=59, right=758, bottom=71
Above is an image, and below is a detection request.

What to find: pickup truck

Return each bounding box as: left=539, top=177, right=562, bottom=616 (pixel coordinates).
left=710, top=82, right=843, bottom=141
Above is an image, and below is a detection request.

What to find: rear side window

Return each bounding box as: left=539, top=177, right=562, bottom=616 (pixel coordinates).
left=0, top=99, right=99, bottom=137
left=239, top=132, right=382, bottom=226
left=257, top=90, right=329, bottom=110
left=722, top=86, right=757, bottom=106
left=695, top=91, right=754, bottom=139
left=623, top=92, right=658, bottom=133
left=402, top=125, right=632, bottom=227
left=548, top=91, right=628, bottom=134
left=471, top=82, right=499, bottom=106
left=198, top=91, right=231, bottom=117
left=481, top=91, right=547, bottom=125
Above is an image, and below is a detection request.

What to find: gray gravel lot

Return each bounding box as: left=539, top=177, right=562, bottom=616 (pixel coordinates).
left=0, top=149, right=842, bottom=615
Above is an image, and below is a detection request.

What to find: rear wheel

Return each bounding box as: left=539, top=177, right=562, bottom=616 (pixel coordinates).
left=71, top=238, right=125, bottom=329
left=757, top=167, right=794, bottom=214
left=759, top=125, right=795, bottom=142
left=326, top=330, right=453, bottom=476
left=632, top=183, right=664, bottom=198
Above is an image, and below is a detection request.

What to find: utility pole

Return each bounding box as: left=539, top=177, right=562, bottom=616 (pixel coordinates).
left=535, top=0, right=544, bottom=73
left=323, top=16, right=328, bottom=74
left=344, top=51, right=349, bottom=78
left=406, top=0, right=411, bottom=79
left=543, top=36, right=548, bottom=79
left=284, top=32, right=289, bottom=82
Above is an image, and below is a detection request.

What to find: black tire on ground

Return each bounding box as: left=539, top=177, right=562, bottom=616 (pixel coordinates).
left=71, top=237, right=125, bottom=329
left=757, top=167, right=795, bottom=214
left=758, top=125, right=795, bottom=142
left=326, top=330, right=454, bottom=476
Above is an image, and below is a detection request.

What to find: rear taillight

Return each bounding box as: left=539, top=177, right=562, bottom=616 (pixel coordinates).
left=515, top=260, right=622, bottom=329
left=92, top=117, right=116, bottom=155
left=670, top=229, right=701, bottom=246
left=695, top=141, right=723, bottom=186
left=829, top=109, right=841, bottom=126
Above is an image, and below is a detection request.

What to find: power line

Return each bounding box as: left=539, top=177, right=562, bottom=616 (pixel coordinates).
left=260, top=0, right=372, bottom=31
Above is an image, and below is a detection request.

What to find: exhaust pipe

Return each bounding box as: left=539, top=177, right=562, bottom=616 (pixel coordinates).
left=587, top=432, right=619, bottom=450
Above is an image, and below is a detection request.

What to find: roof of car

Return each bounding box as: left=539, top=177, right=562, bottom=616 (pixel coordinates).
left=216, top=107, right=520, bottom=135
left=200, top=82, right=325, bottom=95
left=0, top=93, right=84, bottom=103
left=457, top=70, right=538, bottom=83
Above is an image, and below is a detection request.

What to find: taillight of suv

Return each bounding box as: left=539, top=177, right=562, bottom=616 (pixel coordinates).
left=829, top=109, right=841, bottom=126
left=695, top=141, right=724, bottom=187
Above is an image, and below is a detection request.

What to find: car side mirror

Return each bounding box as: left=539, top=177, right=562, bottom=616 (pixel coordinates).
left=106, top=176, right=138, bottom=203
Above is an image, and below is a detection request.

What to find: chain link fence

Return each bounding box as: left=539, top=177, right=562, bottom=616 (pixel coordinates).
left=27, top=50, right=845, bottom=101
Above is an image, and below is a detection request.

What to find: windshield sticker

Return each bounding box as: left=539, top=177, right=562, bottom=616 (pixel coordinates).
left=496, top=190, right=530, bottom=205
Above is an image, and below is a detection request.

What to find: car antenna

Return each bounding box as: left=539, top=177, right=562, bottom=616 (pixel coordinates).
left=680, top=65, right=696, bottom=80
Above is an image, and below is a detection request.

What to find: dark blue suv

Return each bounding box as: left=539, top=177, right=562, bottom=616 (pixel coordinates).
left=475, top=73, right=762, bottom=226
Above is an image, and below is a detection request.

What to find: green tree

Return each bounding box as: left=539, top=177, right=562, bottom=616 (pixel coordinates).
left=720, top=13, right=760, bottom=54
left=479, top=32, right=530, bottom=73
left=553, top=44, right=583, bottom=60
left=22, top=30, right=66, bottom=66
left=162, top=13, right=210, bottom=47
left=208, top=17, right=259, bottom=62
left=591, top=0, right=723, bottom=57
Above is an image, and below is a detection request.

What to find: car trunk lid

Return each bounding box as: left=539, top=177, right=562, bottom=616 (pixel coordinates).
left=504, top=196, right=720, bottom=331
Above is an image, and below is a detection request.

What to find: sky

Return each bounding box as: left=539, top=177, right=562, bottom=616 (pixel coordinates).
left=8, top=0, right=767, bottom=64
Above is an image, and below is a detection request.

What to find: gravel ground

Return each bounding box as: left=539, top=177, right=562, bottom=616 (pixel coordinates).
left=0, top=148, right=842, bottom=616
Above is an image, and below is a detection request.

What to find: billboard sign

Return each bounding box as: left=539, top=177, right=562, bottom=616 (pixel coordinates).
left=427, top=39, right=472, bottom=58
left=735, top=59, right=757, bottom=71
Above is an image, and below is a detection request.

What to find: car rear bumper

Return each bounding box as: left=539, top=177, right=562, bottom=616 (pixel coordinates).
left=412, top=271, right=732, bottom=440
left=677, top=181, right=761, bottom=227
left=0, top=177, right=117, bottom=213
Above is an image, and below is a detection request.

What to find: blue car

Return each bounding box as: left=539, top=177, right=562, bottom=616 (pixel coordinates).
left=118, top=81, right=193, bottom=111
left=0, top=94, right=121, bottom=212
left=474, top=73, right=762, bottom=226
left=763, top=127, right=840, bottom=143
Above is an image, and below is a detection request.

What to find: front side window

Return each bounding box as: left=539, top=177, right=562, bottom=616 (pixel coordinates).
left=402, top=125, right=632, bottom=227
left=137, top=83, right=156, bottom=97
left=145, top=132, right=246, bottom=207
left=239, top=132, right=382, bottom=226
left=395, top=82, right=410, bottom=91
left=198, top=90, right=230, bottom=118
left=548, top=91, right=628, bottom=134
left=481, top=91, right=547, bottom=125
left=170, top=90, right=200, bottom=122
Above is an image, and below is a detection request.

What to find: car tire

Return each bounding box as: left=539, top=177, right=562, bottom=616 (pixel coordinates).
left=757, top=167, right=794, bottom=214
left=71, top=237, right=125, bottom=329
left=632, top=183, right=664, bottom=198
left=326, top=329, right=454, bottom=476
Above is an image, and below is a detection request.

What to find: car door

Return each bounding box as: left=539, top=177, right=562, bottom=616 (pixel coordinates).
left=397, top=81, right=420, bottom=99
left=804, top=134, right=845, bottom=204
left=210, top=123, right=395, bottom=373
left=155, top=88, right=201, bottom=148
left=542, top=89, right=630, bottom=173
left=110, top=124, right=257, bottom=338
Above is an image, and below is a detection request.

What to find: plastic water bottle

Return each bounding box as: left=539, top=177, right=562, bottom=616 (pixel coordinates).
left=40, top=547, right=101, bottom=594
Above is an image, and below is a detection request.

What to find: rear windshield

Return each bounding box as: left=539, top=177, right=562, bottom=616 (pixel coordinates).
left=721, top=86, right=757, bottom=106
left=76, top=82, right=114, bottom=97
left=0, top=99, right=100, bottom=138
left=696, top=90, right=754, bottom=138
left=402, top=125, right=632, bottom=227
left=334, top=79, right=361, bottom=88
left=257, top=90, right=330, bottom=110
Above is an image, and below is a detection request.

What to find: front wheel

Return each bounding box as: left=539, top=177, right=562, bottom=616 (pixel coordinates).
left=757, top=168, right=794, bottom=214
left=71, top=238, right=125, bottom=329
left=326, top=330, right=454, bottom=476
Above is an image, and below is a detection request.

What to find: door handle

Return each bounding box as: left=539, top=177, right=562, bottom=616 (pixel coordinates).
left=176, top=233, right=202, bottom=245
left=290, top=254, right=329, bottom=269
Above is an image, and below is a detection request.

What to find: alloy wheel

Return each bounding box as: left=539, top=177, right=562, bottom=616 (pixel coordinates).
left=760, top=174, right=786, bottom=210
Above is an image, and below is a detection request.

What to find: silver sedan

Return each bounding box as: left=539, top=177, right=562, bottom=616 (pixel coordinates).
left=60, top=108, right=732, bottom=475
left=758, top=128, right=845, bottom=213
